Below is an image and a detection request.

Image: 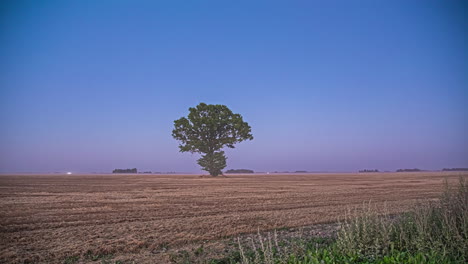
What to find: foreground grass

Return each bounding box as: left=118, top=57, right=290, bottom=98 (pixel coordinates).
left=205, top=177, right=467, bottom=264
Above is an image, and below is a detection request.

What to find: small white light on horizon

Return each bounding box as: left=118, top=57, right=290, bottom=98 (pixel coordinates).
left=67, top=172, right=72, bottom=175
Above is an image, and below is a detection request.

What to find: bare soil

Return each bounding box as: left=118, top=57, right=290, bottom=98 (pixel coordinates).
left=0, top=172, right=465, bottom=263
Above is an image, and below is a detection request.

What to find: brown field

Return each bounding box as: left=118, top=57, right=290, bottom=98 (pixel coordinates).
left=0, top=172, right=466, bottom=263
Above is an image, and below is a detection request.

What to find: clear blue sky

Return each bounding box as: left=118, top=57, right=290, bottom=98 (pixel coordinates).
left=1, top=0, right=467, bottom=173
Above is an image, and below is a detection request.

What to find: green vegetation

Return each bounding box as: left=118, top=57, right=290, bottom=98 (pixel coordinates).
left=63, top=255, right=79, bottom=264
left=443, top=168, right=468, bottom=171
left=205, top=177, right=467, bottom=264
left=358, top=169, right=379, bottom=173
left=337, top=179, right=467, bottom=263
left=112, top=168, right=137, bottom=173
left=225, top=169, right=254, bottom=174
left=396, top=168, right=421, bottom=172
left=84, top=251, right=114, bottom=262
left=172, top=103, right=253, bottom=176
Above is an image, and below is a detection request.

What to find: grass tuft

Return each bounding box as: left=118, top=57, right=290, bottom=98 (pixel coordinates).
left=229, top=176, right=467, bottom=264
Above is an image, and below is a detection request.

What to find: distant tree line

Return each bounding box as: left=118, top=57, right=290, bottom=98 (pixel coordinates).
left=442, top=168, right=468, bottom=171
left=294, top=170, right=308, bottom=173
left=396, top=168, right=421, bottom=172
left=359, top=169, right=379, bottom=173
left=225, top=169, right=254, bottom=174
left=112, top=168, right=137, bottom=173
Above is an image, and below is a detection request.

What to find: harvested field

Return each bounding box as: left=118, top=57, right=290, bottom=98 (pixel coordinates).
left=0, top=172, right=466, bottom=263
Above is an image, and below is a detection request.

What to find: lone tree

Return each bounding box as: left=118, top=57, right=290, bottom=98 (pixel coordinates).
left=172, top=103, right=253, bottom=176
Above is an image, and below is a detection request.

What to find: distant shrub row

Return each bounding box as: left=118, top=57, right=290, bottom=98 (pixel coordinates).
left=358, top=168, right=468, bottom=173
left=112, top=168, right=137, bottom=173
left=443, top=168, right=468, bottom=171
left=225, top=169, right=254, bottom=174
left=359, top=169, right=379, bottom=173
left=396, top=168, right=421, bottom=172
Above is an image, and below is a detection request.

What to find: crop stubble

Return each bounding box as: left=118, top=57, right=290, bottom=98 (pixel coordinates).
left=0, top=172, right=465, bottom=263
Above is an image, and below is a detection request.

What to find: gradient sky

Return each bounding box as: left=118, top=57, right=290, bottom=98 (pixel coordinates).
left=1, top=0, right=467, bottom=173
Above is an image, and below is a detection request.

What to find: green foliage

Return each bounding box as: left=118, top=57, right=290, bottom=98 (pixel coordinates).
left=63, top=255, right=79, bottom=264
left=336, top=202, right=394, bottom=258
left=193, top=245, right=204, bottom=256
left=396, top=168, right=421, bottom=172
left=85, top=250, right=115, bottom=261
left=197, top=151, right=227, bottom=177
left=112, top=168, right=137, bottom=173
left=336, top=177, right=467, bottom=263
left=169, top=250, right=191, bottom=264
left=225, top=169, right=255, bottom=174
left=229, top=236, right=455, bottom=264
left=284, top=248, right=453, bottom=264
left=208, top=250, right=243, bottom=264
left=172, top=103, right=253, bottom=176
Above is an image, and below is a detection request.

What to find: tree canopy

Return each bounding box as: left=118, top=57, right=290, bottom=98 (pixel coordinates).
left=172, top=103, right=253, bottom=176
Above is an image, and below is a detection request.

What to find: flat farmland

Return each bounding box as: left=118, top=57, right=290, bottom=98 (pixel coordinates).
left=0, top=172, right=466, bottom=263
